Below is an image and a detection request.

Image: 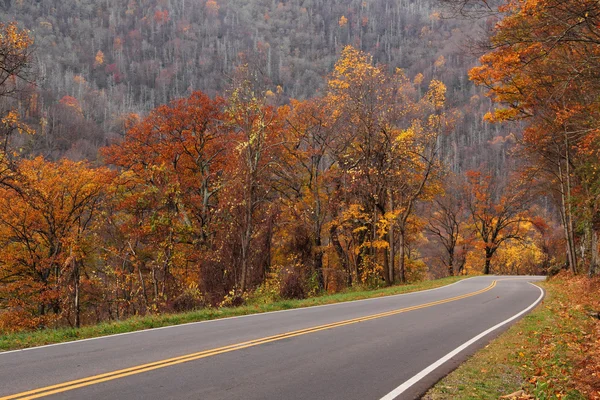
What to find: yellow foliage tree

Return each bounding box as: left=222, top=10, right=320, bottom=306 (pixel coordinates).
left=326, top=46, right=450, bottom=284
left=94, top=50, right=104, bottom=67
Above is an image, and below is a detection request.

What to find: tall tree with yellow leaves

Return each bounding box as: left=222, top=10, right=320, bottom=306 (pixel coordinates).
left=326, top=46, right=448, bottom=284
left=225, top=66, right=283, bottom=293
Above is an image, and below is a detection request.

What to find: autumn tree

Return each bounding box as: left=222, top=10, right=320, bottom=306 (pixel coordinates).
left=101, top=92, right=228, bottom=309
left=275, top=97, right=341, bottom=290
left=465, top=0, right=600, bottom=275
left=325, top=46, right=448, bottom=284
left=391, top=81, right=448, bottom=283
left=0, top=22, right=33, bottom=187
left=464, top=169, right=531, bottom=274
left=427, top=176, right=468, bottom=276
left=0, top=158, right=111, bottom=331
left=224, top=66, right=282, bottom=294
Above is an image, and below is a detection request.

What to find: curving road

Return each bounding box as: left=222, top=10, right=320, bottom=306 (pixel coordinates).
left=0, top=276, right=544, bottom=400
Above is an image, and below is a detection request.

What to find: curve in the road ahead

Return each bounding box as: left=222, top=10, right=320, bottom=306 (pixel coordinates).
left=1, top=280, right=499, bottom=400
left=379, top=281, right=545, bottom=399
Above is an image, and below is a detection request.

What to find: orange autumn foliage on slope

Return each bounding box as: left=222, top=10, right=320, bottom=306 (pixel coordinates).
left=0, top=158, right=113, bottom=331
left=0, top=42, right=553, bottom=333
left=530, top=274, right=600, bottom=399
left=468, top=0, right=600, bottom=276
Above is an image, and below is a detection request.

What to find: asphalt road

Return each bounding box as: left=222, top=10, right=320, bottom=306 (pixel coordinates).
left=0, top=276, right=545, bottom=400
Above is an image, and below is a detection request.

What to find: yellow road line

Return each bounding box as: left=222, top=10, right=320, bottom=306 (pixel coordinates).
left=2, top=280, right=497, bottom=400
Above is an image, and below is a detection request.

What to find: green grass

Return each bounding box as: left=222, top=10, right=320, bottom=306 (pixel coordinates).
left=423, top=278, right=592, bottom=400
left=0, top=276, right=466, bottom=351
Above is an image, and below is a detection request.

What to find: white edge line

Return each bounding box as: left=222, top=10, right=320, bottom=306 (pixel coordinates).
left=0, top=277, right=491, bottom=355
left=378, top=281, right=545, bottom=400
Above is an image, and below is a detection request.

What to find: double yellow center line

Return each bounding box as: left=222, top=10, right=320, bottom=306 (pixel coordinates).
left=2, top=280, right=497, bottom=400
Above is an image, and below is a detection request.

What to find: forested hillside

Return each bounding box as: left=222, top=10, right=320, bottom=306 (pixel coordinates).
left=1, top=2, right=599, bottom=397
left=1, top=0, right=507, bottom=171
left=5, top=0, right=596, bottom=336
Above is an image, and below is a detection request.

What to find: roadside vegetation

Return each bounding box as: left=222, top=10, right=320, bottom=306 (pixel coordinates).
left=424, top=273, right=600, bottom=400
left=1, top=9, right=599, bottom=400
left=4, top=0, right=600, bottom=338
left=0, top=276, right=465, bottom=351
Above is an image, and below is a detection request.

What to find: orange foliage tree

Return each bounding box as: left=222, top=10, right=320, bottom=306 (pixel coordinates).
left=468, top=0, right=600, bottom=275
left=464, top=170, right=532, bottom=274
left=101, top=91, right=229, bottom=311
left=275, top=97, right=341, bottom=290
left=0, top=158, right=112, bottom=331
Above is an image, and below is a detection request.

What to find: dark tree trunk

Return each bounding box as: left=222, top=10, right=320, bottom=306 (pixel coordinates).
left=329, top=224, right=349, bottom=284
left=484, top=248, right=493, bottom=275
left=314, top=236, right=324, bottom=290
left=398, top=231, right=406, bottom=283
left=388, top=190, right=395, bottom=284
left=73, top=257, right=81, bottom=329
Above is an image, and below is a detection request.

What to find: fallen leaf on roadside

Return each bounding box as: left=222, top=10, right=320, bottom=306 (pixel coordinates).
left=499, top=389, right=533, bottom=399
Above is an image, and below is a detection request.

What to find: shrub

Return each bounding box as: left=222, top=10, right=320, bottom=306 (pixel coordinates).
left=219, top=289, right=245, bottom=308
left=172, top=283, right=205, bottom=312
left=405, top=257, right=428, bottom=283
left=279, top=267, right=306, bottom=299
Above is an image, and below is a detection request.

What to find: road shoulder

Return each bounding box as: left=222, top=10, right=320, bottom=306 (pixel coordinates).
left=422, top=274, right=599, bottom=399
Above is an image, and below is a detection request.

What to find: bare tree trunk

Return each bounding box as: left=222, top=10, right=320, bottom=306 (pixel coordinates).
left=564, top=136, right=578, bottom=274
left=388, top=190, right=395, bottom=284
left=383, top=245, right=389, bottom=285
left=398, top=231, right=406, bottom=283
left=330, top=224, right=350, bottom=285
left=371, top=207, right=377, bottom=259
left=388, top=225, right=395, bottom=285
left=240, top=226, right=251, bottom=293
left=240, top=178, right=254, bottom=293
left=312, top=174, right=324, bottom=290
left=457, top=244, right=466, bottom=275
left=590, top=228, right=598, bottom=277
left=128, top=241, right=149, bottom=310
left=353, top=250, right=360, bottom=286
left=314, top=235, right=324, bottom=290
left=559, top=156, right=577, bottom=273
left=73, top=257, right=80, bottom=329
left=590, top=207, right=599, bottom=277
left=137, top=264, right=149, bottom=310
left=559, top=189, right=574, bottom=271
left=152, top=266, right=159, bottom=302
left=161, top=230, right=173, bottom=299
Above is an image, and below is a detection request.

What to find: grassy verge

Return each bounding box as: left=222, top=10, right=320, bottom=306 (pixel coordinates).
left=423, top=273, right=600, bottom=400
left=0, top=276, right=466, bottom=351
